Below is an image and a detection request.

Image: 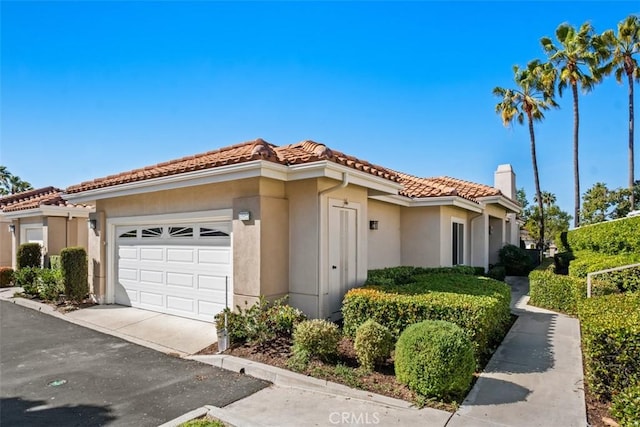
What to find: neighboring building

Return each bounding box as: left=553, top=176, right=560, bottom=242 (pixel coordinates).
left=0, top=187, right=93, bottom=269
left=63, top=139, right=520, bottom=322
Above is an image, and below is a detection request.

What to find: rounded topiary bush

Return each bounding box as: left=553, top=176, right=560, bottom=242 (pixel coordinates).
left=292, top=319, right=341, bottom=362
left=395, top=320, right=475, bottom=400
left=354, top=319, right=393, bottom=371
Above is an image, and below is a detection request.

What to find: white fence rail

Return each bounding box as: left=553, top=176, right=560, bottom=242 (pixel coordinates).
left=586, top=263, right=640, bottom=298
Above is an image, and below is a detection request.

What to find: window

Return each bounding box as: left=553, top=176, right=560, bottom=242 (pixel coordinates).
left=452, top=222, right=464, bottom=265
left=119, top=229, right=137, bottom=238
left=199, top=227, right=229, bottom=237
left=168, top=226, right=193, bottom=238
left=141, top=227, right=163, bottom=238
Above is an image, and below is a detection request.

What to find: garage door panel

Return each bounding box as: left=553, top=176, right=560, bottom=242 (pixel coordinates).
left=115, top=221, right=232, bottom=322
left=198, top=248, right=230, bottom=264
left=140, top=269, right=164, bottom=284
left=166, top=272, right=194, bottom=288
left=139, top=291, right=164, bottom=307
left=167, top=248, right=195, bottom=263
left=167, top=295, right=194, bottom=313
left=197, top=275, right=227, bottom=292
left=140, top=247, right=164, bottom=261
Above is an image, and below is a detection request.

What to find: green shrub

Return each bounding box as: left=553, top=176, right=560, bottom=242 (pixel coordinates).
left=364, top=265, right=480, bottom=287
left=486, top=265, right=506, bottom=281
left=0, top=267, right=14, bottom=287
left=537, top=257, right=557, bottom=272
left=569, top=251, right=640, bottom=279
left=579, top=294, right=640, bottom=400
left=13, top=267, right=40, bottom=295
left=395, top=320, right=475, bottom=400
left=292, top=319, right=341, bottom=363
left=528, top=270, right=586, bottom=315
left=353, top=320, right=393, bottom=372
left=567, top=215, right=640, bottom=255
left=49, top=255, right=61, bottom=270
left=498, top=244, right=533, bottom=276
left=37, top=268, right=64, bottom=301
left=214, top=295, right=306, bottom=345
left=17, top=243, right=41, bottom=269
left=611, top=382, right=640, bottom=427
left=342, top=273, right=511, bottom=362
left=60, top=247, right=88, bottom=301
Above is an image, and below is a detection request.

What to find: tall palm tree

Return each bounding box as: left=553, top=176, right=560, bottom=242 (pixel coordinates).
left=7, top=175, right=32, bottom=194
left=534, top=191, right=557, bottom=212
left=494, top=60, right=558, bottom=254
left=601, top=15, right=640, bottom=211
left=0, top=166, right=10, bottom=196
left=541, top=22, right=608, bottom=228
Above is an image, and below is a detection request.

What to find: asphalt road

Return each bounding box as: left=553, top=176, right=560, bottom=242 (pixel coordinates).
left=0, top=301, right=268, bottom=426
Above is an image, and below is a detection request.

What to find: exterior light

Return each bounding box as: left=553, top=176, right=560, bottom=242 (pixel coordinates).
left=88, top=219, right=97, bottom=230
left=238, top=211, right=251, bottom=221
left=8, top=224, right=15, bottom=233
left=369, top=220, right=379, bottom=230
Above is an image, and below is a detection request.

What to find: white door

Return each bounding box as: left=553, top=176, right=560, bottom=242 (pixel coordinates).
left=328, top=204, right=357, bottom=319
left=115, top=222, right=232, bottom=322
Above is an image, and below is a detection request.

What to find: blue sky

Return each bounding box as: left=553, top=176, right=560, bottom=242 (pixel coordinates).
left=1, top=1, right=637, bottom=216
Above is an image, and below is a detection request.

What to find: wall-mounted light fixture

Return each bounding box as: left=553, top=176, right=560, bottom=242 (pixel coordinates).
left=238, top=211, right=251, bottom=221
left=88, top=218, right=97, bottom=230
left=369, top=220, right=379, bottom=230
left=8, top=224, right=15, bottom=233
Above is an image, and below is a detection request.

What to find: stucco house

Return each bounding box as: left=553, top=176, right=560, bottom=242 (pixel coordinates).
left=0, top=187, right=93, bottom=269
left=63, top=139, right=520, bottom=322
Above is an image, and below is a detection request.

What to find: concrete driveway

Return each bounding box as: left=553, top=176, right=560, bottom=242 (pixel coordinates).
left=0, top=301, right=268, bottom=426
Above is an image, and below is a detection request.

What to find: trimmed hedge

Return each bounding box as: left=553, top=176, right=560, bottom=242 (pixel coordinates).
left=343, top=273, right=511, bottom=362
left=579, top=293, right=640, bottom=400
left=395, top=320, right=475, bottom=400
left=354, top=319, right=393, bottom=372
left=17, top=243, right=41, bottom=269
left=529, top=269, right=586, bottom=315
left=569, top=250, right=640, bottom=279
left=364, top=265, right=481, bottom=287
left=61, top=247, right=88, bottom=301
left=0, top=267, right=14, bottom=287
left=611, top=382, right=640, bottom=427
left=566, top=215, right=640, bottom=255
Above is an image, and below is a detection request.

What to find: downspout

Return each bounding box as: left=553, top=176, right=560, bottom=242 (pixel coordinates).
left=317, top=172, right=349, bottom=318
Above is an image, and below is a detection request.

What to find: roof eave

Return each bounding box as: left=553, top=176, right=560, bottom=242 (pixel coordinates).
left=1, top=205, right=94, bottom=219
left=477, top=195, right=521, bottom=213
left=369, top=194, right=483, bottom=213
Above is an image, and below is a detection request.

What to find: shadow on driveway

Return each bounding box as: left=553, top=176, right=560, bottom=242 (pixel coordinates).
left=1, top=396, right=116, bottom=426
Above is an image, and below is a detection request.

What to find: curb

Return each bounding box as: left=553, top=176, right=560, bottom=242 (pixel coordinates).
left=187, top=354, right=417, bottom=411
left=157, top=406, right=209, bottom=427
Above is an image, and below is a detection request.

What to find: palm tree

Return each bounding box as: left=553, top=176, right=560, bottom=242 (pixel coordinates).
left=7, top=175, right=32, bottom=194
left=601, top=15, right=640, bottom=211
left=534, top=191, right=557, bottom=212
left=494, top=59, right=558, bottom=254
left=541, top=22, right=608, bottom=228
left=0, top=166, right=10, bottom=196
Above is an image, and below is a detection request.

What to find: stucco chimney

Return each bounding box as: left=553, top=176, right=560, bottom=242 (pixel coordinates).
left=494, top=164, right=516, bottom=200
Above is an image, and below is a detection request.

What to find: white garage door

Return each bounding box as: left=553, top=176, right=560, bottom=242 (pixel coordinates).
left=115, top=222, right=232, bottom=322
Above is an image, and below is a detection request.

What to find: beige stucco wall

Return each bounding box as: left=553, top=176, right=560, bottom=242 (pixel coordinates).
left=367, top=199, right=401, bottom=269
left=400, top=206, right=441, bottom=267
left=0, top=218, right=11, bottom=267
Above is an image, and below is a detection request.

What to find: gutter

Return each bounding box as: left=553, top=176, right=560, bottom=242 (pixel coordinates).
left=316, top=172, right=349, bottom=318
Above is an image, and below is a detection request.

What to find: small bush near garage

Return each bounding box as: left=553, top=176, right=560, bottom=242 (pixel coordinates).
left=498, top=244, right=533, bottom=276
left=17, top=243, right=41, bottom=269
left=528, top=269, right=586, bottom=315
left=61, top=247, right=88, bottom=301
left=13, top=267, right=40, bottom=295
left=611, top=382, right=640, bottom=427
left=579, top=293, right=640, bottom=400
left=343, top=272, right=510, bottom=363
left=395, top=320, right=475, bottom=400
left=0, top=267, right=14, bottom=287
left=354, top=319, right=394, bottom=372
left=36, top=268, right=64, bottom=301
left=291, top=319, right=341, bottom=364
left=215, top=296, right=306, bottom=345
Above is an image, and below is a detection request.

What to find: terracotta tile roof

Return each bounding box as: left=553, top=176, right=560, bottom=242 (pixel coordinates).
left=274, top=140, right=399, bottom=182
left=66, top=138, right=401, bottom=194
left=396, top=172, right=501, bottom=202
left=0, top=187, right=91, bottom=213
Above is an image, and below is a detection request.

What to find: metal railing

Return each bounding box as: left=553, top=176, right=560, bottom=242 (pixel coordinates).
left=586, top=263, right=640, bottom=298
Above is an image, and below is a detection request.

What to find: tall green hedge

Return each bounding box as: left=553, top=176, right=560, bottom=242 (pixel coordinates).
left=342, top=273, right=511, bottom=363
left=17, top=243, right=42, bottom=269
left=61, top=247, right=88, bottom=301
left=579, top=294, right=640, bottom=400
left=566, top=215, right=640, bottom=255
left=529, top=270, right=586, bottom=315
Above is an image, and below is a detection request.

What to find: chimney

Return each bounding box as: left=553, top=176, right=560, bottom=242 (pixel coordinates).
left=494, top=164, right=516, bottom=200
